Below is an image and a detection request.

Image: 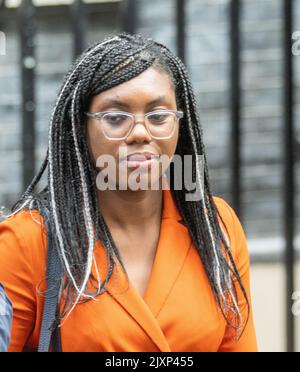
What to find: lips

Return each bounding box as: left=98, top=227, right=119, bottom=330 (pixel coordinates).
left=121, top=152, right=160, bottom=169
left=127, top=152, right=157, bottom=162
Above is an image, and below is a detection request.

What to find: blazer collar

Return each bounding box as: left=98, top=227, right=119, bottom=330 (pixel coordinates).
left=95, top=188, right=191, bottom=351
left=161, top=188, right=183, bottom=222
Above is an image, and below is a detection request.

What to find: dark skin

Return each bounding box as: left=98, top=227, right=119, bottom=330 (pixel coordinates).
left=86, top=67, right=180, bottom=298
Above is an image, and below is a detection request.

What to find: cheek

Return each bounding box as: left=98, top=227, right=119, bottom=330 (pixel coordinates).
left=159, top=125, right=179, bottom=172
left=86, top=122, right=114, bottom=162
left=163, top=125, right=179, bottom=158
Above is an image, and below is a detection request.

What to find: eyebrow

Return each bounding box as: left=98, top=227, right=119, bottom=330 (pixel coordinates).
left=100, top=95, right=170, bottom=109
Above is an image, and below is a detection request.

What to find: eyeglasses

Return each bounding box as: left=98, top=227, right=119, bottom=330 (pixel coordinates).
left=85, top=109, right=184, bottom=140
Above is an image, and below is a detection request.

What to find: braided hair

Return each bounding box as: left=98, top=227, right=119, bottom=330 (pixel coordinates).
left=10, top=32, right=249, bottom=339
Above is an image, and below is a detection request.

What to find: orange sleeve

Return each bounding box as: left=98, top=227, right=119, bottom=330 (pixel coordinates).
left=216, top=199, right=259, bottom=352
left=0, top=211, right=45, bottom=352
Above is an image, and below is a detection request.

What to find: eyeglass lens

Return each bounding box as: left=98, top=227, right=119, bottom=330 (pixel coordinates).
left=101, top=112, right=177, bottom=139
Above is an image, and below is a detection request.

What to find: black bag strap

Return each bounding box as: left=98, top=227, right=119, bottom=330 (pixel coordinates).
left=38, top=207, right=63, bottom=352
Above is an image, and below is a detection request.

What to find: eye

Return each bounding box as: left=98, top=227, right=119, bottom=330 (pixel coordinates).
left=148, top=111, right=171, bottom=124
left=103, top=113, right=129, bottom=126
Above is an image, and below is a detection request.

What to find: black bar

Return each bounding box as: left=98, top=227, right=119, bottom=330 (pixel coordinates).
left=176, top=0, right=186, bottom=63
left=19, top=0, right=36, bottom=191
left=283, top=0, right=295, bottom=353
left=229, top=0, right=242, bottom=218
left=121, top=0, right=137, bottom=34
left=71, top=0, right=87, bottom=58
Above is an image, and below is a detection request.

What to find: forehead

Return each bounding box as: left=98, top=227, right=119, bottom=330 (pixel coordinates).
left=91, top=67, right=176, bottom=108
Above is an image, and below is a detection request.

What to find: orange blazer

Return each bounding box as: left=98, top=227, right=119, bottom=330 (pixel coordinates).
left=0, top=189, right=258, bottom=352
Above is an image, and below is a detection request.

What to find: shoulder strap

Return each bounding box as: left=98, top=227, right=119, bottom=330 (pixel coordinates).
left=38, top=207, right=63, bottom=352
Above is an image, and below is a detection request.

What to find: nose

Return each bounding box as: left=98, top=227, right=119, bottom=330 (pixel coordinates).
left=125, top=119, right=152, bottom=143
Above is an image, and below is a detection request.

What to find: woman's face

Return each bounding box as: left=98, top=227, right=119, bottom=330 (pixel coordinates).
left=86, top=66, right=179, bottom=191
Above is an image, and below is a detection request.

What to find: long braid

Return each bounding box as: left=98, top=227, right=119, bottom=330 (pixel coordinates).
left=157, top=46, right=248, bottom=331
left=159, top=49, right=226, bottom=289
left=157, top=46, right=249, bottom=334
left=9, top=33, right=249, bottom=337
left=47, top=38, right=122, bottom=299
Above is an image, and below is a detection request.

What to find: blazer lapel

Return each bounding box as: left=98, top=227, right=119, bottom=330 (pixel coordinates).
left=143, top=218, right=192, bottom=317
left=96, top=189, right=192, bottom=352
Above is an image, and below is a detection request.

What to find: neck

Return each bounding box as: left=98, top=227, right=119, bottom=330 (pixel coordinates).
left=97, top=189, right=163, bottom=231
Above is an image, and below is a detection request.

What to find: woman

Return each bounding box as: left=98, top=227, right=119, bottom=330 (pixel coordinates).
left=0, top=33, right=258, bottom=352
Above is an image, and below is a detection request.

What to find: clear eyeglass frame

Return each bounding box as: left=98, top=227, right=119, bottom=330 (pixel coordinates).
left=85, top=109, right=184, bottom=140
